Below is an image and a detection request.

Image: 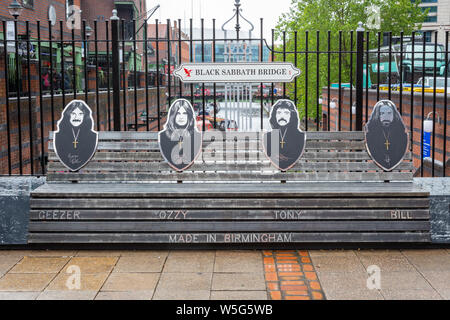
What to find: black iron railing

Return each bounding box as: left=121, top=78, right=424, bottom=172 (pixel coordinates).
left=0, top=17, right=448, bottom=177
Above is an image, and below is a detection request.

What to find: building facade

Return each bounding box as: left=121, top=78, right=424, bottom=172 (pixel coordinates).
left=415, top=0, right=450, bottom=44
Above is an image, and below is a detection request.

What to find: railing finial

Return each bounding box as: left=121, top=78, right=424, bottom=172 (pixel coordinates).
left=356, top=21, right=364, bottom=32
left=110, top=9, right=119, bottom=20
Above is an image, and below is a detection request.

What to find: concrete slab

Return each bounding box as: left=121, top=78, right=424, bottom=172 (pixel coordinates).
left=120, top=251, right=169, bottom=258
left=438, top=289, right=450, bottom=300
left=212, top=273, right=266, bottom=291
left=0, top=250, right=34, bottom=257
left=24, top=250, right=77, bottom=257
left=355, top=249, right=403, bottom=257
left=153, top=272, right=212, bottom=300
left=76, top=250, right=168, bottom=257
left=381, top=289, right=442, bottom=300
left=401, top=250, right=450, bottom=272
left=9, top=257, right=69, bottom=274
left=401, top=249, right=449, bottom=256
left=0, top=273, right=56, bottom=291
left=356, top=253, right=416, bottom=272
left=95, top=291, right=154, bottom=300
left=37, top=290, right=97, bottom=300
left=64, top=257, right=118, bottom=274
left=164, top=251, right=215, bottom=273
left=114, top=256, right=166, bottom=273
left=324, top=289, right=384, bottom=300
left=155, top=272, right=212, bottom=291
left=101, top=273, right=160, bottom=291
left=214, top=251, right=263, bottom=273
left=309, top=250, right=358, bottom=258
left=315, top=271, right=369, bottom=293
left=420, top=271, right=450, bottom=290
left=0, top=256, right=22, bottom=275
left=311, top=256, right=366, bottom=273
left=377, top=271, right=433, bottom=291
left=0, top=291, right=39, bottom=300
left=76, top=250, right=124, bottom=257
left=153, top=289, right=211, bottom=300
left=46, top=273, right=109, bottom=291
left=210, top=291, right=268, bottom=300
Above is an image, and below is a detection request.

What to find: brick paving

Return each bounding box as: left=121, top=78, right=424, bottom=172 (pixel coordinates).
left=0, top=249, right=448, bottom=300
left=263, top=250, right=324, bottom=300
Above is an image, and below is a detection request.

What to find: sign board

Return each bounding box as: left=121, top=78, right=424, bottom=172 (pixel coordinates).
left=423, top=131, right=431, bottom=158
left=173, top=62, right=301, bottom=83
left=364, top=100, right=409, bottom=171
left=158, top=99, right=202, bottom=172
left=262, top=99, right=306, bottom=171
left=54, top=100, right=98, bottom=172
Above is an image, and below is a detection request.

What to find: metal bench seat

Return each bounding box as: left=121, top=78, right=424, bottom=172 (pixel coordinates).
left=28, top=131, right=430, bottom=244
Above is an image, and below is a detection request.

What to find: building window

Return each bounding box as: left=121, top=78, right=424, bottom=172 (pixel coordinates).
left=421, top=6, right=437, bottom=13
left=424, top=15, right=437, bottom=23
left=22, top=0, right=33, bottom=9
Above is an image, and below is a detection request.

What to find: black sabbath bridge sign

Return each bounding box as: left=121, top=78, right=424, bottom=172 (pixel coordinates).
left=173, top=62, right=301, bottom=83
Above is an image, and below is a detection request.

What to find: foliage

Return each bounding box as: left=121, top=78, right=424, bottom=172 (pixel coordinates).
left=274, top=0, right=427, bottom=121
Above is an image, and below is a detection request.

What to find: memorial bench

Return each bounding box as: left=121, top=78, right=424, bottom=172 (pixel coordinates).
left=29, top=130, right=431, bottom=244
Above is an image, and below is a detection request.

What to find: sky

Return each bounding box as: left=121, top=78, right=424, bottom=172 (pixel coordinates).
left=145, top=0, right=294, bottom=41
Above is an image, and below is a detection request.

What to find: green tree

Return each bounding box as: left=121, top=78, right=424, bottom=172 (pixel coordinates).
left=275, top=0, right=427, bottom=125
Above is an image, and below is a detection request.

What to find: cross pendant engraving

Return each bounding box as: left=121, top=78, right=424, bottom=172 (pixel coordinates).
left=280, top=139, right=286, bottom=149
left=384, top=139, right=390, bottom=150
left=73, top=140, right=78, bottom=149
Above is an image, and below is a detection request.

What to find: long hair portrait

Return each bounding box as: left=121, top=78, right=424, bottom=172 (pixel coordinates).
left=366, top=99, right=404, bottom=133
left=159, top=99, right=202, bottom=172
left=364, top=99, right=409, bottom=171
left=269, top=99, right=299, bottom=130
left=164, top=99, right=196, bottom=138
left=54, top=99, right=98, bottom=172
left=57, top=100, right=95, bottom=133
left=263, top=99, right=305, bottom=171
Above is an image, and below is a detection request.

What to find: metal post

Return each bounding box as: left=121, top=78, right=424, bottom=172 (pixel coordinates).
left=355, top=22, right=364, bottom=131
left=111, top=10, right=121, bottom=131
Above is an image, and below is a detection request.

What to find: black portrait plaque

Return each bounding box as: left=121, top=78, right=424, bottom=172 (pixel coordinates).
left=263, top=99, right=306, bottom=171
left=158, top=99, right=202, bottom=171
left=364, top=100, right=409, bottom=171
left=54, top=100, right=98, bottom=171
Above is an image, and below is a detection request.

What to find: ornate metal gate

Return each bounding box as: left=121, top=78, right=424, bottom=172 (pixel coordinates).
left=221, top=0, right=258, bottom=132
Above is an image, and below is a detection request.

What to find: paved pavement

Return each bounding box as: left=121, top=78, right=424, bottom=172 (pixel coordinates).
left=0, top=249, right=449, bottom=300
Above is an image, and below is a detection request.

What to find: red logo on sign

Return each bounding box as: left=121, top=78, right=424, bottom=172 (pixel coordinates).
left=184, top=68, right=192, bottom=77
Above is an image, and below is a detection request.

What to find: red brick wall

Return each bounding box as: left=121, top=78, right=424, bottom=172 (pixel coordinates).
left=322, top=88, right=450, bottom=177
left=0, top=0, right=82, bottom=40
left=0, top=52, right=167, bottom=175
left=81, top=0, right=146, bottom=56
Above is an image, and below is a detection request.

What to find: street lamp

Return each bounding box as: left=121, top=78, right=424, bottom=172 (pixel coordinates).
left=8, top=0, right=23, bottom=20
